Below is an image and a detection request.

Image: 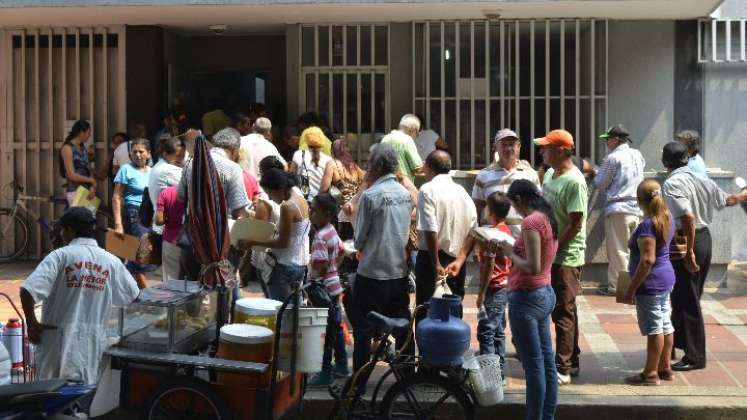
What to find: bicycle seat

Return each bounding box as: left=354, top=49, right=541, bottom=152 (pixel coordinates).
left=0, top=379, right=66, bottom=406
left=367, top=312, right=410, bottom=336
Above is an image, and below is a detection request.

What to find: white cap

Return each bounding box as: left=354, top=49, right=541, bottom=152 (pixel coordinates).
left=220, top=324, right=274, bottom=345
left=494, top=128, right=519, bottom=143
left=235, top=298, right=283, bottom=316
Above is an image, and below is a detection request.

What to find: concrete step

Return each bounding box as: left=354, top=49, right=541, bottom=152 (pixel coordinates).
left=287, top=388, right=747, bottom=420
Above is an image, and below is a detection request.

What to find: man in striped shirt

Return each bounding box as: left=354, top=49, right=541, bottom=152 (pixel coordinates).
left=472, top=129, right=541, bottom=231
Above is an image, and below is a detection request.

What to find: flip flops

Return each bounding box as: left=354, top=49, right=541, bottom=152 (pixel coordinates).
left=625, top=372, right=660, bottom=386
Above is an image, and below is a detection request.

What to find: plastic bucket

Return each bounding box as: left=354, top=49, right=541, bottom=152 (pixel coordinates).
left=464, top=354, right=504, bottom=407
left=234, top=298, right=282, bottom=331
left=278, top=307, right=328, bottom=373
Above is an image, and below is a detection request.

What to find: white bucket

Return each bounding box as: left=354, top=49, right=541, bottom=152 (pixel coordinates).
left=465, top=354, right=504, bottom=407
left=278, top=307, right=328, bottom=373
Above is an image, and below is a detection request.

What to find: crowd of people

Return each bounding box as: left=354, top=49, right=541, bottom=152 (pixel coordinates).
left=16, top=104, right=747, bottom=420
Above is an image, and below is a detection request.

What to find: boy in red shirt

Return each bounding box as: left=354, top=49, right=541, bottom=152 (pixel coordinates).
left=476, top=192, right=513, bottom=378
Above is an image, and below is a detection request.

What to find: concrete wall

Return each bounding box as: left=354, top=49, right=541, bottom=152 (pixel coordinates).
left=607, top=21, right=675, bottom=169
left=389, top=22, right=412, bottom=129
left=704, top=64, right=747, bottom=261
left=285, top=25, right=300, bottom=123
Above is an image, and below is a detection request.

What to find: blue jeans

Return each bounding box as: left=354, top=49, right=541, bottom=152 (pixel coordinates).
left=477, top=287, right=508, bottom=368
left=509, top=286, right=558, bottom=420
left=322, top=295, right=348, bottom=370
left=268, top=263, right=305, bottom=302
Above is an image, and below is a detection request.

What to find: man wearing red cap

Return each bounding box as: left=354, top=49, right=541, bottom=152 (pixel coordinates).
left=534, top=129, right=588, bottom=385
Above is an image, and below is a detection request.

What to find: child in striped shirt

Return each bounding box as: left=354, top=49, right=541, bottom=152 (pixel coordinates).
left=307, top=193, right=349, bottom=386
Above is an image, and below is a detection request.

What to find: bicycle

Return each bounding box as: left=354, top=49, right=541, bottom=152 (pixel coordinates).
left=330, top=304, right=475, bottom=420
left=0, top=180, right=113, bottom=262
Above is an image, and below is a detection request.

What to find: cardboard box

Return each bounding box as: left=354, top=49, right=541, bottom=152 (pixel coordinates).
left=616, top=271, right=633, bottom=304
left=105, top=230, right=140, bottom=261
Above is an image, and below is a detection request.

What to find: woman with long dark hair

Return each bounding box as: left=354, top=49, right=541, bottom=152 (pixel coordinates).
left=237, top=168, right=310, bottom=301
left=59, top=120, right=96, bottom=206
left=493, top=179, right=559, bottom=420
left=112, top=138, right=153, bottom=289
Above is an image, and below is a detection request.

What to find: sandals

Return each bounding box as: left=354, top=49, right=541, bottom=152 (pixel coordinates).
left=658, top=369, right=675, bottom=381
left=625, top=372, right=660, bottom=386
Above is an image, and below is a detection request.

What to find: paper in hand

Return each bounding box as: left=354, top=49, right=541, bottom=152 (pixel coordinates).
left=471, top=226, right=516, bottom=247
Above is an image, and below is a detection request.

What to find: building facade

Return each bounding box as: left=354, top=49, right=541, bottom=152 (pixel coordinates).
left=0, top=0, right=744, bottom=281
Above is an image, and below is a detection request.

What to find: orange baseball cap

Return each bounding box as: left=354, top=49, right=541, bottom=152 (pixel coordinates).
left=533, top=129, right=574, bottom=150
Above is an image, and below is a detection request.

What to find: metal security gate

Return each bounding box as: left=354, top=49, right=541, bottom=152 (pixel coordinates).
left=413, top=20, right=608, bottom=169
left=300, top=24, right=390, bottom=163
left=0, top=26, right=126, bottom=259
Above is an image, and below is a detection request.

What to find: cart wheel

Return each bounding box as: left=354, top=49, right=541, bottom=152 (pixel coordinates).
left=145, top=377, right=232, bottom=420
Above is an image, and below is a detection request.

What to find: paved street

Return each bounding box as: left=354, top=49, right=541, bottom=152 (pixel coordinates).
left=3, top=261, right=747, bottom=418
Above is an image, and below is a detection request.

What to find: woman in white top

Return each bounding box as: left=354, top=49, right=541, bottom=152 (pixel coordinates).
left=238, top=168, right=310, bottom=301
left=289, top=127, right=332, bottom=200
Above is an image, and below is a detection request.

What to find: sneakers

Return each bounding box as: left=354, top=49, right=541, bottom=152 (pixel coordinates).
left=332, top=362, right=350, bottom=378
left=596, top=286, right=616, bottom=296
left=307, top=370, right=335, bottom=387
left=557, top=372, right=572, bottom=385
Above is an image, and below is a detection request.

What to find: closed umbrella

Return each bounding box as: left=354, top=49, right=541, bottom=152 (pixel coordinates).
left=186, top=134, right=235, bottom=331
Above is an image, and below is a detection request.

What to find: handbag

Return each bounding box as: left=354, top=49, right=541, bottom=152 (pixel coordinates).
left=305, top=280, right=333, bottom=308
left=669, top=229, right=687, bottom=261
left=136, top=232, right=162, bottom=265
left=139, top=187, right=155, bottom=227
left=329, top=185, right=344, bottom=204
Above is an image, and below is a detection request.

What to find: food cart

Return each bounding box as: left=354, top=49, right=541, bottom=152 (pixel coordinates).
left=103, top=280, right=304, bottom=420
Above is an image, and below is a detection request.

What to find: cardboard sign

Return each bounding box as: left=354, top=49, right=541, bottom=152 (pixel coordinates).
left=105, top=230, right=140, bottom=261
left=616, top=271, right=633, bottom=304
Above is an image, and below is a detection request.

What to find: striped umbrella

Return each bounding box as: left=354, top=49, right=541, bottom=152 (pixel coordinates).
left=187, top=134, right=235, bottom=290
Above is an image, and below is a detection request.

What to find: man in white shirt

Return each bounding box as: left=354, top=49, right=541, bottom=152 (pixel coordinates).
left=240, top=117, right=286, bottom=177
left=472, top=129, right=541, bottom=229
left=415, top=150, right=477, bottom=319
left=20, top=207, right=140, bottom=384
left=592, top=124, right=645, bottom=295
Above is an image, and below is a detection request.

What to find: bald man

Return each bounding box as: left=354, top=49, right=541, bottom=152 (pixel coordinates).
left=415, top=150, right=478, bottom=320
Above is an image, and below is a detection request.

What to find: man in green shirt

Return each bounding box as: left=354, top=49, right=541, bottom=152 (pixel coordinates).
left=534, top=129, right=588, bottom=385
left=380, top=114, right=424, bottom=182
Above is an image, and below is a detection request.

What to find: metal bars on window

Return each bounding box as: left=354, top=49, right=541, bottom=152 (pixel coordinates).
left=300, top=24, right=390, bottom=163
left=413, top=19, right=608, bottom=169
left=0, top=26, right=125, bottom=258
left=698, top=19, right=747, bottom=63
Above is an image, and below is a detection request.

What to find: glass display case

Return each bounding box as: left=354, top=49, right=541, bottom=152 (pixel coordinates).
left=120, top=280, right=217, bottom=353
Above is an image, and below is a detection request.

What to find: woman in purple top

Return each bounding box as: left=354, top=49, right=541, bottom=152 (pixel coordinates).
left=623, top=179, right=676, bottom=386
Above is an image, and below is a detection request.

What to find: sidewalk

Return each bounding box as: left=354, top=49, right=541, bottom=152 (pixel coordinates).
left=3, top=261, right=747, bottom=418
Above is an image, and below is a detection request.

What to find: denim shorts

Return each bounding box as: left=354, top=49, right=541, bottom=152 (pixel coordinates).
left=635, top=292, right=674, bottom=336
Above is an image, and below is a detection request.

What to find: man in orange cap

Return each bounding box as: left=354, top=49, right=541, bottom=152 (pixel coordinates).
left=533, top=129, right=588, bottom=385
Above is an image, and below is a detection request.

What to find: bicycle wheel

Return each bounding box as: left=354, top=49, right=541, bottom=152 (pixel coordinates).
left=145, top=377, right=232, bottom=420
left=0, top=208, right=30, bottom=263
left=330, top=374, right=374, bottom=420
left=380, top=373, right=474, bottom=420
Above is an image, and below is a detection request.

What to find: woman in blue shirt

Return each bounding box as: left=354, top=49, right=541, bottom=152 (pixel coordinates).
left=113, top=138, right=152, bottom=288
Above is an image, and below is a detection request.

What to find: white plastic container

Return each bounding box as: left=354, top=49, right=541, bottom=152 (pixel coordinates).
left=465, top=354, right=504, bottom=407
left=0, top=342, right=10, bottom=385
left=233, top=298, right=282, bottom=331
left=4, top=319, right=23, bottom=369
left=278, top=307, right=328, bottom=373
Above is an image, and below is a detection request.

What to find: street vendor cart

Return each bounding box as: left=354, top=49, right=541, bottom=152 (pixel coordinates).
left=104, top=280, right=304, bottom=420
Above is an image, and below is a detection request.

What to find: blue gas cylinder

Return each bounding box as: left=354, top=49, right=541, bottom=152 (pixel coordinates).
left=416, top=294, right=471, bottom=366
